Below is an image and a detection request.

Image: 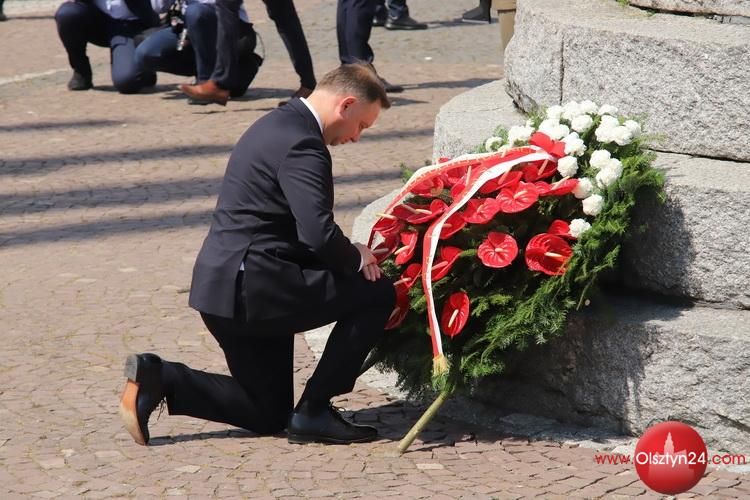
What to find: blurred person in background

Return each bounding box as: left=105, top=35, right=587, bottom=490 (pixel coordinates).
left=135, top=0, right=262, bottom=102
left=55, top=0, right=161, bottom=93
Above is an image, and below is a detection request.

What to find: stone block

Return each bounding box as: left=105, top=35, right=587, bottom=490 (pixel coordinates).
left=629, top=0, right=750, bottom=17
left=471, top=297, right=750, bottom=452
left=505, top=0, right=750, bottom=161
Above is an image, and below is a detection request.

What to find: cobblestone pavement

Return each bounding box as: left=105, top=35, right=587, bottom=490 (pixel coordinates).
left=1, top=1, right=748, bottom=498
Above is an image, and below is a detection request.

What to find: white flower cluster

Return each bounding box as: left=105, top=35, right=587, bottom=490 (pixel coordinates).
left=481, top=99, right=643, bottom=223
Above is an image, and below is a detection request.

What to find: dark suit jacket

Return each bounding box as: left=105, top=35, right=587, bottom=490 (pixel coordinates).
left=189, top=99, right=362, bottom=321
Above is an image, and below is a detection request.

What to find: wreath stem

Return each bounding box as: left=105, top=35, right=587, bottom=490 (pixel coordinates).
left=397, top=388, right=453, bottom=454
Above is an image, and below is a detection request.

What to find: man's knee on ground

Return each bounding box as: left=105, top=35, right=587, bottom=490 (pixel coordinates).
left=112, top=70, right=144, bottom=94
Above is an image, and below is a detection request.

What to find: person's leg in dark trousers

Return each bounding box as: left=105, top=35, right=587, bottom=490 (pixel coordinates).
left=0, top=0, right=8, bottom=22
left=55, top=1, right=109, bottom=88
left=109, top=28, right=157, bottom=94
left=336, top=0, right=376, bottom=65
left=167, top=314, right=295, bottom=434
left=134, top=27, right=197, bottom=80
left=211, top=0, right=243, bottom=90
left=183, top=2, right=218, bottom=82
left=262, top=0, right=315, bottom=93
left=231, top=24, right=262, bottom=98
left=161, top=274, right=395, bottom=435
left=386, top=0, right=408, bottom=19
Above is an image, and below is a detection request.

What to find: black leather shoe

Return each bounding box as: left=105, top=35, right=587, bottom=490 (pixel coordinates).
left=287, top=402, right=378, bottom=444
left=385, top=15, right=427, bottom=30
left=119, top=353, right=167, bottom=445
left=372, top=13, right=386, bottom=27
left=379, top=76, right=403, bottom=93
left=462, top=2, right=491, bottom=24
left=67, top=71, right=93, bottom=91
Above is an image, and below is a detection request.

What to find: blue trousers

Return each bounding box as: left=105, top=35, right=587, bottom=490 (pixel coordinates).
left=337, top=0, right=377, bottom=64
left=135, top=3, right=217, bottom=82
left=55, top=0, right=155, bottom=94
left=375, top=0, right=409, bottom=20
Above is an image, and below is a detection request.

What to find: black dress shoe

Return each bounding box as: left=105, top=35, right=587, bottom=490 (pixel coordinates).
left=462, top=1, right=491, bottom=24
left=379, top=76, right=404, bottom=93
left=385, top=15, right=427, bottom=30
left=372, top=13, right=387, bottom=27
left=119, top=353, right=167, bottom=446
left=67, top=71, right=93, bottom=91
left=287, top=402, right=378, bottom=444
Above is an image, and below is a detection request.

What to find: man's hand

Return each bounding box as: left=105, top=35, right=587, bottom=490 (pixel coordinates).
left=354, top=243, right=382, bottom=282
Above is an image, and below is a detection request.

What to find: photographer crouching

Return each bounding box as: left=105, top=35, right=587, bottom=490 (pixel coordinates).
left=135, top=0, right=262, bottom=103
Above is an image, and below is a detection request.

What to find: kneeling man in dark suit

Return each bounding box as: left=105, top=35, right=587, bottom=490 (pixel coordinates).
left=120, top=63, right=395, bottom=445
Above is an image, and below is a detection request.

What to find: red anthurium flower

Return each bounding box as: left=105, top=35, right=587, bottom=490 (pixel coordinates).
left=529, top=132, right=567, bottom=158
left=544, top=178, right=578, bottom=197
left=547, top=219, right=574, bottom=239
left=496, top=181, right=540, bottom=213
left=522, top=159, right=558, bottom=182
left=394, top=231, right=418, bottom=265
left=431, top=246, right=462, bottom=281
left=373, top=214, right=404, bottom=238
left=525, top=233, right=574, bottom=275
left=479, top=170, right=524, bottom=195
left=443, top=164, right=472, bottom=187
left=402, top=199, right=447, bottom=224
left=371, top=233, right=399, bottom=264
left=478, top=232, right=518, bottom=268
left=394, top=263, right=422, bottom=289
left=439, top=212, right=467, bottom=239
left=534, top=181, right=551, bottom=195
left=462, top=198, right=500, bottom=224
left=440, top=291, right=471, bottom=337
left=390, top=204, right=418, bottom=221
left=450, top=181, right=465, bottom=199
left=385, top=284, right=410, bottom=330
left=411, top=176, right=445, bottom=197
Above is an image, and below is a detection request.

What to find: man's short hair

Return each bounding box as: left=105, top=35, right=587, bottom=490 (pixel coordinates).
left=317, top=63, right=391, bottom=110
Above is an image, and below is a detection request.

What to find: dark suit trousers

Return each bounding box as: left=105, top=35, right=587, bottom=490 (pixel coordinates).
left=337, top=0, right=377, bottom=65
left=211, top=0, right=243, bottom=89
left=55, top=1, right=155, bottom=94
left=165, top=273, right=395, bottom=434
left=262, top=0, right=316, bottom=90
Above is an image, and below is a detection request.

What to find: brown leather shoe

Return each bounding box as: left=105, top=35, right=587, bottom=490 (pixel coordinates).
left=179, top=80, right=229, bottom=106
left=278, top=86, right=314, bottom=107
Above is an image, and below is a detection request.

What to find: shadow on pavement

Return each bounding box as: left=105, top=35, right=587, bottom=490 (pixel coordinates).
left=0, top=119, right=124, bottom=132
left=0, top=144, right=234, bottom=176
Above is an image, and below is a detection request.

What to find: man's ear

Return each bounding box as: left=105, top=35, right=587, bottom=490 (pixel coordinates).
left=340, top=96, right=357, bottom=112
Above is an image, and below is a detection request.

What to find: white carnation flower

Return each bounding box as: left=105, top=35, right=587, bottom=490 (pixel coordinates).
left=599, top=115, right=620, bottom=128
left=562, top=133, right=586, bottom=157
left=484, top=136, right=504, bottom=152
left=525, top=119, right=534, bottom=127
left=595, top=124, right=616, bottom=143
left=556, top=156, right=578, bottom=177
left=571, top=114, right=594, bottom=133
left=579, top=100, right=598, bottom=114
left=598, top=104, right=618, bottom=116
left=595, top=167, right=620, bottom=188
left=582, top=194, right=604, bottom=216
left=562, top=101, right=583, bottom=121
left=569, top=218, right=592, bottom=238
left=507, top=125, right=534, bottom=146
left=573, top=177, right=594, bottom=199
left=538, top=119, right=570, bottom=140
left=607, top=158, right=623, bottom=176
left=612, top=126, right=633, bottom=146
left=546, top=105, right=563, bottom=121
left=624, top=119, right=642, bottom=138
left=589, top=150, right=611, bottom=170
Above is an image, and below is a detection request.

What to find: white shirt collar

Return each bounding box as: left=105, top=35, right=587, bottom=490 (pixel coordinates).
left=299, top=97, right=323, bottom=135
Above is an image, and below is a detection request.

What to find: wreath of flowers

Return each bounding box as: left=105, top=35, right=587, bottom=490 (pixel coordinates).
left=368, top=100, right=664, bottom=395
